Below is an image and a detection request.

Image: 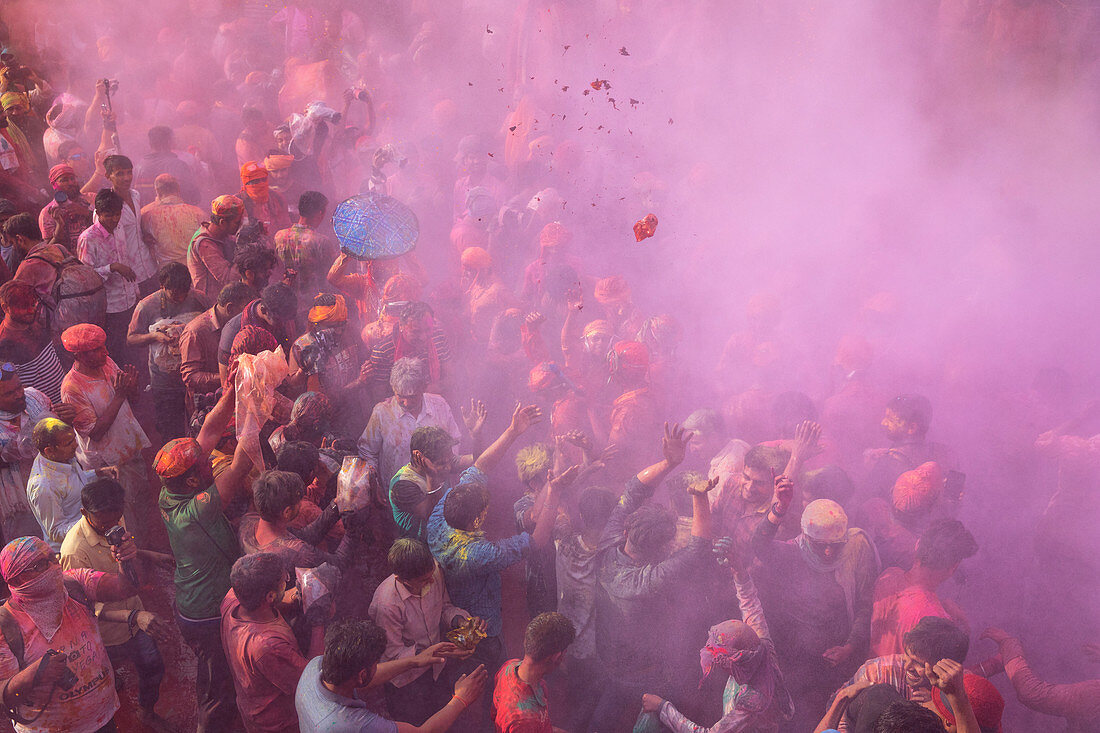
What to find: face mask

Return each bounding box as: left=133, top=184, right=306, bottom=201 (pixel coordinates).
left=10, top=565, right=66, bottom=640
left=245, top=179, right=269, bottom=203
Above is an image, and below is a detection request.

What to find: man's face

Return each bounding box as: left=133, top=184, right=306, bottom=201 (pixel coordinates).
left=395, top=390, right=424, bottom=414
left=583, top=332, right=611, bottom=358
left=55, top=172, right=80, bottom=197
left=902, top=647, right=933, bottom=691
left=43, top=428, right=78, bottom=463
left=740, top=465, right=773, bottom=503
left=268, top=167, right=290, bottom=187
left=881, top=408, right=911, bottom=442
left=460, top=266, right=477, bottom=290
left=165, top=286, right=189, bottom=304
left=7, top=553, right=60, bottom=589
left=75, top=346, right=109, bottom=369
left=83, top=508, right=124, bottom=537
left=5, top=297, right=38, bottom=326
left=421, top=451, right=456, bottom=483
left=400, top=316, right=430, bottom=347
left=805, top=535, right=847, bottom=562
left=245, top=267, right=272, bottom=291
left=226, top=213, right=244, bottom=235
left=274, top=129, right=292, bottom=150
left=0, top=376, right=25, bottom=413
left=63, top=149, right=92, bottom=178
left=107, top=167, right=133, bottom=192
left=98, top=208, right=123, bottom=233
left=398, top=566, right=435, bottom=596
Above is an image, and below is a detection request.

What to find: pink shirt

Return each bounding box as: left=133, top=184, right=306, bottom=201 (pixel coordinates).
left=61, top=359, right=150, bottom=468
left=76, top=222, right=137, bottom=315
left=367, top=567, right=467, bottom=687
left=870, top=568, right=953, bottom=658
left=140, top=196, right=205, bottom=266
left=220, top=591, right=308, bottom=733
left=0, top=569, right=118, bottom=733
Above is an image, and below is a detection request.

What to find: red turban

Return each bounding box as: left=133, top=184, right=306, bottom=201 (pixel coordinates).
left=48, top=164, right=75, bottom=189
left=460, top=247, right=492, bottom=270
left=611, top=340, right=649, bottom=374
left=382, top=273, right=421, bottom=303
left=528, top=362, right=564, bottom=393
left=240, top=161, right=267, bottom=185
left=0, top=537, right=52, bottom=583
left=153, top=438, right=204, bottom=479
left=539, top=222, right=573, bottom=250
left=211, top=194, right=244, bottom=219
left=892, top=461, right=943, bottom=514
left=61, top=323, right=106, bottom=353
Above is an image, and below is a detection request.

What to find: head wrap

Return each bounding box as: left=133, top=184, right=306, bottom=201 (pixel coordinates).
left=892, top=461, right=943, bottom=515
left=528, top=362, right=566, bottom=393
left=61, top=323, right=106, bottom=353
left=582, top=320, right=613, bottom=340
left=637, top=314, right=681, bottom=352
left=465, top=187, right=497, bottom=220
left=290, top=391, right=332, bottom=432
left=610, top=340, right=649, bottom=374
left=800, top=499, right=848, bottom=542
left=932, top=673, right=1004, bottom=733
left=211, top=194, right=244, bottom=219
left=0, top=537, right=65, bottom=639
left=263, top=154, right=293, bottom=172
left=308, top=293, right=348, bottom=325
left=241, top=161, right=266, bottom=183
left=698, top=619, right=792, bottom=717
left=539, top=221, right=573, bottom=250
left=231, top=325, right=278, bottom=360
left=460, top=247, right=492, bottom=270
left=49, top=164, right=75, bottom=189
left=46, top=96, right=85, bottom=134
left=382, top=273, right=421, bottom=304
left=594, top=275, right=632, bottom=305
left=0, top=92, right=28, bottom=113
left=153, top=438, right=204, bottom=479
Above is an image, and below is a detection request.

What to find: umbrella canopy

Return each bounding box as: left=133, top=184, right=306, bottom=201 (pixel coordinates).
left=331, top=192, right=419, bottom=260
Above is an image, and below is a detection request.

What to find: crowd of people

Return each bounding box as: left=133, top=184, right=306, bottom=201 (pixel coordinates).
left=0, top=1, right=1096, bottom=732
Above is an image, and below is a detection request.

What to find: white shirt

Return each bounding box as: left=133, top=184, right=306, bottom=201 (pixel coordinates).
left=93, top=188, right=157, bottom=281
left=26, top=455, right=97, bottom=551
left=77, top=222, right=138, bottom=314
left=357, top=393, right=462, bottom=485
left=0, top=388, right=54, bottom=518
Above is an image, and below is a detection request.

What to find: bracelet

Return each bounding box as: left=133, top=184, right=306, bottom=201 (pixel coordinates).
left=770, top=502, right=787, bottom=517
left=127, top=609, right=139, bottom=635
left=452, top=695, right=470, bottom=709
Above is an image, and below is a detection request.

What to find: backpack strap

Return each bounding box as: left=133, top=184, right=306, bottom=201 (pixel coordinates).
left=0, top=603, right=25, bottom=671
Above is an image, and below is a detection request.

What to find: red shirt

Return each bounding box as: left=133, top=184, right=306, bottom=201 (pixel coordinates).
left=870, top=567, right=954, bottom=657
left=220, top=590, right=308, bottom=733
left=493, top=659, right=551, bottom=733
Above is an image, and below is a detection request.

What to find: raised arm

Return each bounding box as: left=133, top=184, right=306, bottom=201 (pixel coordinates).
left=473, top=403, right=543, bottom=474
left=749, top=474, right=794, bottom=559
left=984, top=628, right=1100, bottom=720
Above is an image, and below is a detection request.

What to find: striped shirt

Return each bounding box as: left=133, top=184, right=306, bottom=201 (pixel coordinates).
left=0, top=323, right=66, bottom=404
left=368, top=327, right=451, bottom=387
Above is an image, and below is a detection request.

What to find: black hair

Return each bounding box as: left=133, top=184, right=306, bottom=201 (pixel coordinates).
left=523, top=612, right=575, bottom=661
left=321, top=619, right=387, bottom=685
left=298, top=190, right=328, bottom=219
left=442, top=484, right=490, bottom=531
left=915, top=520, right=978, bottom=571
left=229, top=553, right=285, bottom=611
left=623, top=504, right=676, bottom=559
left=81, top=477, right=126, bottom=515
left=1, top=212, right=39, bottom=241
left=259, top=282, right=297, bottom=321
left=388, top=538, right=435, bottom=580
left=158, top=262, right=192, bottom=291
left=275, top=441, right=319, bottom=484
left=103, top=154, right=133, bottom=175
left=888, top=394, right=933, bottom=437
left=234, top=243, right=278, bottom=275
left=873, top=701, right=947, bottom=733
left=148, top=125, right=174, bottom=150
left=744, top=444, right=790, bottom=475
left=803, top=465, right=855, bottom=505
left=410, top=426, right=455, bottom=465
left=902, top=616, right=969, bottom=664
left=252, top=470, right=305, bottom=522
left=218, top=281, right=255, bottom=308
left=578, top=487, right=616, bottom=531
left=57, top=140, right=83, bottom=161
left=94, top=188, right=124, bottom=214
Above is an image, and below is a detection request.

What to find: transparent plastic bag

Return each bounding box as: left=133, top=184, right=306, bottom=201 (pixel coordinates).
left=336, top=456, right=373, bottom=512
left=296, top=562, right=340, bottom=625
left=148, top=312, right=202, bottom=373
left=234, top=347, right=290, bottom=468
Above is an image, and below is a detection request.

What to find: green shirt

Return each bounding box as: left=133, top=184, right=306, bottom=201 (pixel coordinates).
left=159, top=484, right=240, bottom=619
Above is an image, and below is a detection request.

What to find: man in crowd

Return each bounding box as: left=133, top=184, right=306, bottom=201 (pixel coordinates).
left=59, top=324, right=150, bottom=537
left=0, top=280, right=67, bottom=404
left=188, top=194, right=244, bottom=302
left=127, top=262, right=208, bottom=440
left=179, top=280, right=253, bottom=416
left=101, top=154, right=158, bottom=296
left=866, top=394, right=955, bottom=499
left=274, top=190, right=334, bottom=320
left=77, top=189, right=138, bottom=362
left=494, top=612, right=575, bottom=733
left=140, top=173, right=205, bottom=266
left=369, top=301, right=453, bottom=400
left=38, top=163, right=92, bottom=248
left=218, top=282, right=298, bottom=378
left=0, top=367, right=62, bottom=543
left=134, top=126, right=199, bottom=205
left=61, top=477, right=172, bottom=727
left=238, top=161, right=291, bottom=234
left=289, top=293, right=368, bottom=433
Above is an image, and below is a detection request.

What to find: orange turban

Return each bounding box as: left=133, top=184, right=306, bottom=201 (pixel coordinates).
left=308, top=294, right=349, bottom=325
left=527, top=362, right=564, bottom=393
left=61, top=324, right=106, bottom=353
left=154, top=438, right=204, bottom=479
left=583, top=320, right=613, bottom=339
left=240, top=161, right=267, bottom=185
left=539, top=222, right=573, bottom=250
left=892, top=461, right=944, bottom=514
left=382, top=273, right=421, bottom=303
left=611, top=340, right=649, bottom=373
left=460, top=247, right=492, bottom=270
left=263, top=154, right=293, bottom=172
left=594, top=275, right=631, bottom=305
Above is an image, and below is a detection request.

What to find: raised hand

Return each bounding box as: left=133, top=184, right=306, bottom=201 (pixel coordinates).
left=772, top=474, right=794, bottom=514
left=687, top=475, right=719, bottom=497
left=549, top=465, right=582, bottom=491
left=509, top=403, right=543, bottom=434
left=454, top=664, right=488, bottom=705
left=661, top=422, right=694, bottom=467
left=926, top=658, right=965, bottom=697
left=462, top=399, right=488, bottom=436
left=791, top=420, right=823, bottom=459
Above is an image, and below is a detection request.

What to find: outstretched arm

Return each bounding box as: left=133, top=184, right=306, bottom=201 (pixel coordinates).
left=474, top=403, right=542, bottom=474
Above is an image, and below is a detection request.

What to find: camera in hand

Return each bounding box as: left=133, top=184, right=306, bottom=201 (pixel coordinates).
left=299, top=329, right=338, bottom=376
left=104, top=525, right=140, bottom=587
left=42, top=650, right=77, bottom=691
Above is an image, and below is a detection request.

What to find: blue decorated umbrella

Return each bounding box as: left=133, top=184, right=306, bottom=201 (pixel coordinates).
left=331, top=192, right=419, bottom=260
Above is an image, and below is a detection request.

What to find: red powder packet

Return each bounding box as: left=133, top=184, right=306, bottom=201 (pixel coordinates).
left=633, top=213, right=658, bottom=241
